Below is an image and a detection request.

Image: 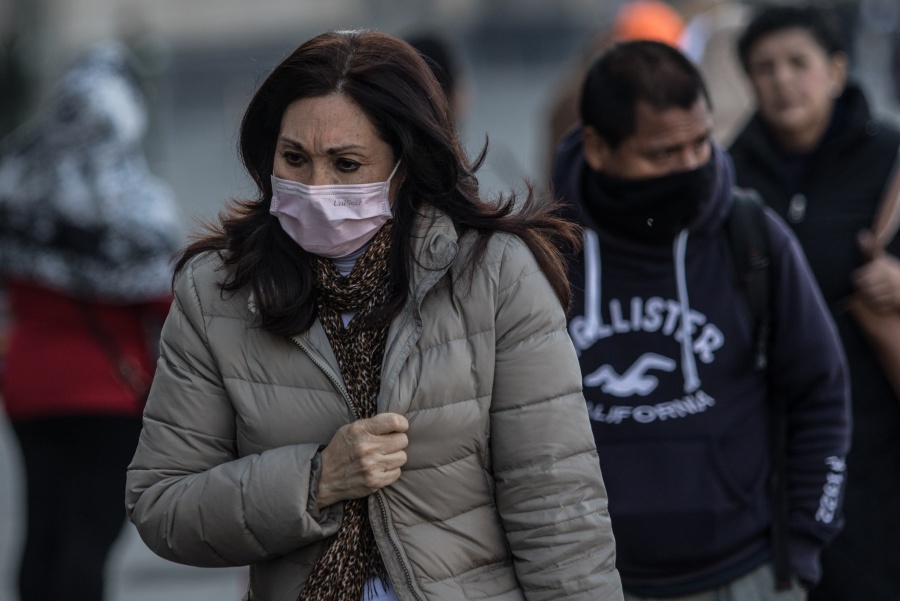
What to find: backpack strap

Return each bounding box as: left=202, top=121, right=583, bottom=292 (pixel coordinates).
left=724, top=189, right=791, bottom=591
left=724, top=188, right=771, bottom=372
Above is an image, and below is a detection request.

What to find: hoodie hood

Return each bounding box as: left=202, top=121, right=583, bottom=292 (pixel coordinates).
left=728, top=82, right=876, bottom=197
left=734, top=82, right=873, bottom=158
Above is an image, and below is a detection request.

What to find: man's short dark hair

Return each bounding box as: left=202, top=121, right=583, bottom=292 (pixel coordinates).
left=579, top=40, right=710, bottom=149
left=737, top=5, right=846, bottom=73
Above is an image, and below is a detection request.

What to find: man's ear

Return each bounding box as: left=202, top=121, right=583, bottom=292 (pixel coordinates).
left=828, top=52, right=849, bottom=99
left=582, top=125, right=609, bottom=172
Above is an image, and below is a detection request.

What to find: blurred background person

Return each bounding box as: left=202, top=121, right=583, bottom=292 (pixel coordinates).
left=614, top=0, right=686, bottom=44
left=729, top=5, right=900, bottom=600
left=0, top=41, right=181, bottom=601
left=405, top=31, right=471, bottom=126
left=678, top=0, right=753, bottom=146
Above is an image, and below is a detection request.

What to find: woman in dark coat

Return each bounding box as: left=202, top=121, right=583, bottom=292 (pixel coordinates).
left=729, top=6, right=900, bottom=600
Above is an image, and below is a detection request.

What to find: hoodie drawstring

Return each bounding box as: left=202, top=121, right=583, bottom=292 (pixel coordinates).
left=583, top=229, right=602, bottom=338
left=674, top=229, right=701, bottom=393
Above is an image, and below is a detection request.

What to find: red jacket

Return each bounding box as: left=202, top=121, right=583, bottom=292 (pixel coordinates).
left=1, top=279, right=171, bottom=421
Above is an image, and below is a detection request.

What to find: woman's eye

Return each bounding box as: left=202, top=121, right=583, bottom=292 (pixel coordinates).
left=336, top=158, right=361, bottom=172
left=282, top=152, right=304, bottom=166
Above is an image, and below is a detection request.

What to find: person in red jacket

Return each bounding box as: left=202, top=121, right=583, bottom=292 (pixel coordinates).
left=0, top=41, right=180, bottom=601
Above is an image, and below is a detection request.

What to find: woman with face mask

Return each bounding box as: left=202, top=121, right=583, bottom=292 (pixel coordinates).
left=124, top=30, right=622, bottom=601
left=729, top=6, right=900, bottom=600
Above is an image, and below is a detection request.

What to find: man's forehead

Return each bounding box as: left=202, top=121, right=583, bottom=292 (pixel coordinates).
left=631, top=99, right=712, bottom=143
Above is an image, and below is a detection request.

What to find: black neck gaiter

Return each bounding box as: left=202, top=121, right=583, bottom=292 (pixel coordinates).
left=581, top=160, right=715, bottom=244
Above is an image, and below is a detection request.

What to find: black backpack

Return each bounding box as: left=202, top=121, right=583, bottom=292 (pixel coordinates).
left=723, top=189, right=791, bottom=591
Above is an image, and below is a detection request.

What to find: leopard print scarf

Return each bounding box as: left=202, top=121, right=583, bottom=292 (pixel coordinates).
left=300, top=223, right=393, bottom=601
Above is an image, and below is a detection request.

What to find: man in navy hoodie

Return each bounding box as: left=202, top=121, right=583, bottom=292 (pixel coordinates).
left=552, top=40, right=850, bottom=600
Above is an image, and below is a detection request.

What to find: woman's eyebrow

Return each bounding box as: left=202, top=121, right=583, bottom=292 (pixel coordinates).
left=277, top=136, right=364, bottom=155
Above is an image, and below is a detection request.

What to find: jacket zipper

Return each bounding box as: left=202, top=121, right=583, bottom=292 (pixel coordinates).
left=376, top=491, right=424, bottom=601
left=290, top=336, right=357, bottom=419
left=290, top=335, right=423, bottom=600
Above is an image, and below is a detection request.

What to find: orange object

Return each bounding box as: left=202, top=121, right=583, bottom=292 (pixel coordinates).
left=614, top=0, right=685, bottom=47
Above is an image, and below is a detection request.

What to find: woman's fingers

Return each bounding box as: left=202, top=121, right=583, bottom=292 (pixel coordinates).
left=364, top=412, right=409, bottom=436
left=348, top=423, right=408, bottom=458
left=317, top=414, right=411, bottom=507
left=380, top=449, right=408, bottom=471
left=362, top=451, right=407, bottom=488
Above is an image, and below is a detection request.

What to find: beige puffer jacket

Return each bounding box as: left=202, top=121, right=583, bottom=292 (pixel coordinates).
left=126, top=207, right=623, bottom=601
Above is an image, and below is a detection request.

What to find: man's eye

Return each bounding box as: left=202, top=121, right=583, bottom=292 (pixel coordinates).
left=652, top=149, right=675, bottom=161
left=790, top=56, right=809, bottom=70
left=336, top=158, right=360, bottom=172
left=751, top=62, right=774, bottom=76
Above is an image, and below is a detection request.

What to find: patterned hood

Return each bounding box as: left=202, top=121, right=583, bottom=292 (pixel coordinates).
left=0, top=40, right=181, bottom=302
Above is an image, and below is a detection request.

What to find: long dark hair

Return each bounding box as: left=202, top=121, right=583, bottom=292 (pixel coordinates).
left=176, top=30, right=579, bottom=336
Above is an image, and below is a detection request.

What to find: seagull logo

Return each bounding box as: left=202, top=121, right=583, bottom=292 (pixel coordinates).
left=584, top=353, right=677, bottom=397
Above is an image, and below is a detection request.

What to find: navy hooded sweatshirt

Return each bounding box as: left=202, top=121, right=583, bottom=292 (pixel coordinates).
left=552, top=127, right=851, bottom=596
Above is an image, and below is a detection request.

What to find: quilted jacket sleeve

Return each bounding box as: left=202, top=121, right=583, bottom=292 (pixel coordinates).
left=489, top=237, right=624, bottom=600
left=125, top=256, right=342, bottom=567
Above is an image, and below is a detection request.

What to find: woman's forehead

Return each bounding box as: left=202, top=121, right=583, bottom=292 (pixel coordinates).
left=279, top=94, right=381, bottom=152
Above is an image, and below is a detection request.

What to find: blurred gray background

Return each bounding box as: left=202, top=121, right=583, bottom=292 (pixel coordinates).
left=1, top=0, right=898, bottom=599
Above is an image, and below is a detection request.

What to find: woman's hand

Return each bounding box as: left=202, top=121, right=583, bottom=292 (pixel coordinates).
left=316, top=413, right=409, bottom=509
left=853, top=231, right=900, bottom=312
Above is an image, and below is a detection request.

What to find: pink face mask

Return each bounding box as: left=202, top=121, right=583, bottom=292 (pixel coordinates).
left=269, top=161, right=400, bottom=258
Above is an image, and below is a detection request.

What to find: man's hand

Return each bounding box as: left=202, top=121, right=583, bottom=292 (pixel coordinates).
left=316, top=413, right=409, bottom=509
